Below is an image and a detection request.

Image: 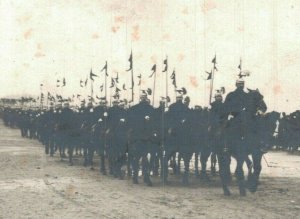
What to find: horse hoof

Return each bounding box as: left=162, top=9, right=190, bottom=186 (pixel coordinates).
left=199, top=173, right=210, bottom=182
left=145, top=180, right=153, bottom=187
left=182, top=180, right=189, bottom=186
left=240, top=189, right=247, bottom=197
left=90, top=167, right=95, bottom=171
left=133, top=179, right=139, bottom=184
left=224, top=190, right=231, bottom=196
left=247, top=184, right=257, bottom=193
left=161, top=179, right=170, bottom=185
left=69, top=163, right=73, bottom=166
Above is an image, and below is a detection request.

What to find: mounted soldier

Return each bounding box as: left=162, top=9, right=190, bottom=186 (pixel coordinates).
left=163, top=90, right=191, bottom=184
left=221, top=77, right=267, bottom=196
left=127, top=92, right=155, bottom=185
left=90, top=99, right=107, bottom=174
left=106, top=97, right=128, bottom=178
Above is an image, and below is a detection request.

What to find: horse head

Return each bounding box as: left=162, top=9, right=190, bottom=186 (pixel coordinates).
left=247, top=88, right=267, bottom=115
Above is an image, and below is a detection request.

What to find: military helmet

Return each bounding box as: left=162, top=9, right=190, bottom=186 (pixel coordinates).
left=87, top=101, right=93, bottom=108
left=214, top=92, right=222, bottom=98
left=176, top=94, right=183, bottom=101
left=112, top=99, right=119, bottom=106
left=63, top=102, right=70, bottom=108
left=236, top=78, right=245, bottom=88
left=140, top=92, right=147, bottom=101
left=184, top=96, right=190, bottom=103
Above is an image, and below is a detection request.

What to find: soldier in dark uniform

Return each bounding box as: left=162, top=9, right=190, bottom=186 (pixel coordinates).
left=43, top=102, right=56, bottom=156
left=127, top=92, right=155, bottom=185
left=90, top=99, right=107, bottom=173
left=55, top=102, right=67, bottom=160
left=209, top=92, right=228, bottom=180
left=60, top=101, right=80, bottom=165
left=106, top=98, right=127, bottom=178
left=80, top=101, right=96, bottom=166
left=222, top=78, right=267, bottom=196
left=150, top=98, right=166, bottom=176
left=164, top=94, right=190, bottom=184
left=222, top=78, right=248, bottom=195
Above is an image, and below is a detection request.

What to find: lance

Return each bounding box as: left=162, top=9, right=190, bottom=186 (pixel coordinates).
left=152, top=68, right=157, bottom=106
left=104, top=61, right=108, bottom=105
left=131, top=61, right=134, bottom=104
left=163, top=56, right=169, bottom=107
left=166, top=68, right=168, bottom=108
left=109, top=78, right=112, bottom=107
left=138, top=74, right=142, bottom=98
left=40, top=83, right=43, bottom=109
left=91, top=79, right=94, bottom=103
left=46, top=93, right=49, bottom=109
left=209, top=54, right=217, bottom=105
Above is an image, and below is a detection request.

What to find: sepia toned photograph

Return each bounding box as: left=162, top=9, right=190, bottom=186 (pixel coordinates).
left=0, top=0, right=299, bottom=218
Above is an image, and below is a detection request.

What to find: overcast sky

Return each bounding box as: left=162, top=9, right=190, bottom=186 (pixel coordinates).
left=0, top=0, right=299, bottom=112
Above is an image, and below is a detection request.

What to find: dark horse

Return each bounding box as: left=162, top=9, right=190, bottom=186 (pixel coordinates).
left=219, top=88, right=268, bottom=196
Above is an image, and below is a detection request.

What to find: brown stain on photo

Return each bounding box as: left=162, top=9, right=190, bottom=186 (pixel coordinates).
left=132, top=25, right=140, bottom=41
left=178, top=53, right=185, bottom=62
left=23, top=28, right=33, bottom=39
left=282, top=52, right=300, bottom=67
left=111, top=26, right=120, bottom=33
left=35, top=43, right=45, bottom=58
left=35, top=52, right=45, bottom=58
left=189, top=76, right=199, bottom=88
left=17, top=14, right=32, bottom=24
left=273, top=84, right=282, bottom=95
left=91, top=33, right=100, bottom=39
left=182, top=7, right=188, bottom=15
left=150, top=55, right=157, bottom=64
left=201, top=0, right=217, bottom=13
left=162, top=33, right=171, bottom=41
left=114, top=16, right=125, bottom=23
left=23, top=63, right=30, bottom=68
left=65, top=184, right=76, bottom=197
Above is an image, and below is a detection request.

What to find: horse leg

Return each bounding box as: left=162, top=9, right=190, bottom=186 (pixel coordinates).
left=100, top=151, right=106, bottom=175
left=88, top=143, right=95, bottom=170
left=160, top=151, right=169, bottom=184
left=142, top=154, right=152, bottom=186
left=59, top=144, right=64, bottom=161
left=132, top=156, right=139, bottom=184
left=149, top=151, right=156, bottom=176
left=68, top=144, right=74, bottom=166
left=200, top=147, right=211, bottom=180
left=234, top=155, right=252, bottom=177
left=182, top=153, right=191, bottom=186
left=217, top=152, right=231, bottom=196
left=248, top=150, right=262, bottom=193
left=153, top=152, right=160, bottom=176
left=236, top=154, right=246, bottom=196
left=176, top=153, right=181, bottom=175
left=245, top=155, right=253, bottom=175
left=194, top=151, right=199, bottom=177
left=127, top=152, right=132, bottom=177
left=211, top=152, right=217, bottom=176
left=170, top=154, right=177, bottom=175
left=83, top=143, right=88, bottom=167
left=45, top=139, right=50, bottom=155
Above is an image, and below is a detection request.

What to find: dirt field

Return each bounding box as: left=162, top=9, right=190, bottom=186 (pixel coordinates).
left=0, top=121, right=299, bottom=219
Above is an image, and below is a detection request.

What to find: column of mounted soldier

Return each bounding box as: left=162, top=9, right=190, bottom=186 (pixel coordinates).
left=0, top=55, right=285, bottom=196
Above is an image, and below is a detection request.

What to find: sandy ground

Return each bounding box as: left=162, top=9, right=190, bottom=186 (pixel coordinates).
left=0, top=121, right=299, bottom=219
